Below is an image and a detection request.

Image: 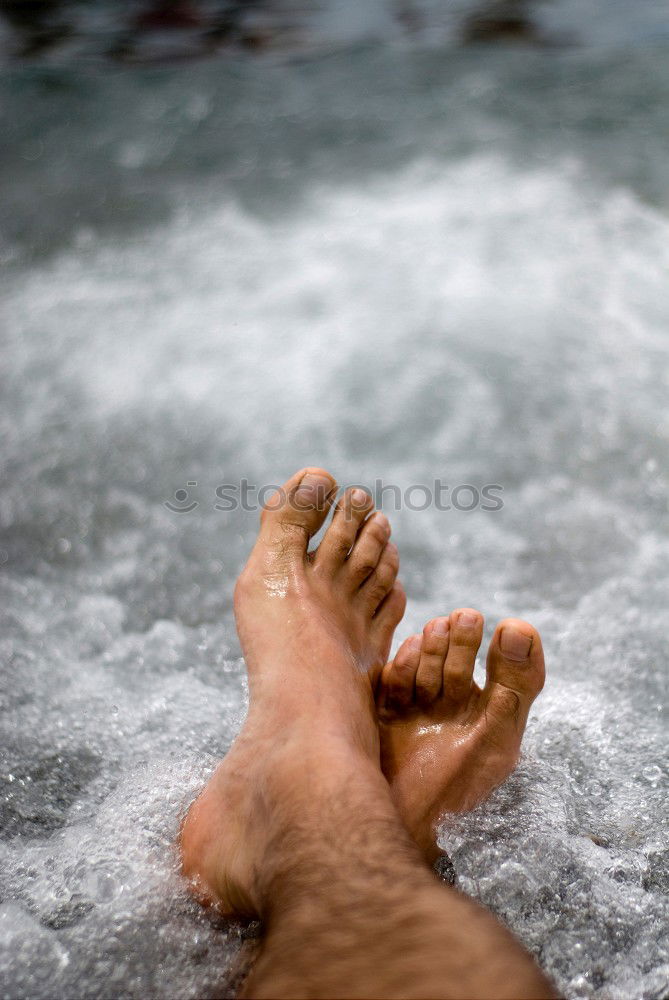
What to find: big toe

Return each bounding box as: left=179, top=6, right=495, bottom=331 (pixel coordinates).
left=259, top=467, right=337, bottom=556
left=484, top=619, right=545, bottom=728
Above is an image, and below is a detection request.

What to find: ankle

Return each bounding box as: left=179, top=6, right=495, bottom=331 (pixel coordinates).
left=254, top=752, right=422, bottom=920
left=247, top=693, right=380, bottom=766
left=259, top=734, right=385, bottom=821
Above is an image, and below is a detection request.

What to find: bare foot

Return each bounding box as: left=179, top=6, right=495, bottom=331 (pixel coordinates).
left=180, top=468, right=406, bottom=916
left=373, top=609, right=545, bottom=862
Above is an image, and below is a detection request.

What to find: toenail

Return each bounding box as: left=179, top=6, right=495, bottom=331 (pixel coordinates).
left=500, top=626, right=533, bottom=661
left=351, top=488, right=371, bottom=509
left=408, top=634, right=423, bottom=651
left=457, top=611, right=479, bottom=627
left=431, top=618, right=450, bottom=636
left=294, top=473, right=333, bottom=508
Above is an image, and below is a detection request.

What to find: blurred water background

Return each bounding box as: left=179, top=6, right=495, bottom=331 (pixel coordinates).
left=0, top=2, right=668, bottom=997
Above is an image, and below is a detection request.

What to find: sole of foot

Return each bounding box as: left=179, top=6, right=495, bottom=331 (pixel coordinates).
left=372, top=609, right=545, bottom=862
left=180, top=468, right=407, bottom=916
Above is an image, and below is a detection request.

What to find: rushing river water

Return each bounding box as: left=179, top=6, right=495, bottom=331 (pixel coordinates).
left=1, top=3, right=668, bottom=998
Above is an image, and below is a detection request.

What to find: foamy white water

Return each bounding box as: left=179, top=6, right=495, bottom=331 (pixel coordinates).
left=1, top=30, right=668, bottom=1000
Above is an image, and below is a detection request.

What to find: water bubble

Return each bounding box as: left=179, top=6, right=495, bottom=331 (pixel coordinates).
left=642, top=765, right=664, bottom=785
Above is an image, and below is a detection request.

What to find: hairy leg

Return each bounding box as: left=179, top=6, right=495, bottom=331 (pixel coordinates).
left=243, top=755, right=556, bottom=999
left=180, top=469, right=556, bottom=999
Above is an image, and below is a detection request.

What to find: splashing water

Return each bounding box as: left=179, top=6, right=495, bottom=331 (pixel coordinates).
left=1, top=24, right=668, bottom=1000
